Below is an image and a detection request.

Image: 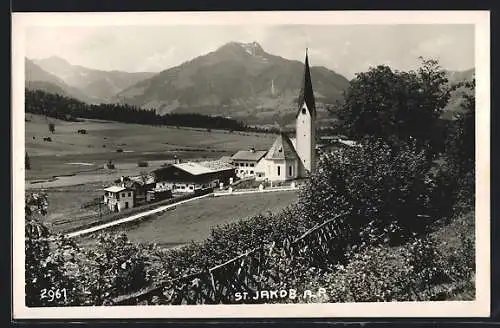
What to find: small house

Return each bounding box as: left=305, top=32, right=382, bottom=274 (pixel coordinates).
left=103, top=176, right=156, bottom=212
left=103, top=185, right=134, bottom=212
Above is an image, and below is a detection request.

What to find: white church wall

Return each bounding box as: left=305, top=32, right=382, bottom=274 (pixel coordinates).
left=255, top=158, right=268, bottom=181
left=296, top=103, right=315, bottom=175
left=259, top=158, right=298, bottom=182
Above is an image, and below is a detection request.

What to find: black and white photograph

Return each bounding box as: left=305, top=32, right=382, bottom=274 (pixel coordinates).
left=12, top=11, right=490, bottom=319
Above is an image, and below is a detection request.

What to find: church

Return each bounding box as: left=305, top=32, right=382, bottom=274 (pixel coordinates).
left=232, top=50, right=316, bottom=182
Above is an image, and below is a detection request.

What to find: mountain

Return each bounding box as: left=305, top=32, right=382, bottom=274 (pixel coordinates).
left=446, top=68, right=475, bottom=85
left=114, top=42, right=350, bottom=125
left=34, top=56, right=156, bottom=102
left=25, top=58, right=93, bottom=102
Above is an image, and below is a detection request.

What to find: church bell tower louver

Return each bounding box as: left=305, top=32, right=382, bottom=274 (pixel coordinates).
left=295, top=49, right=316, bottom=176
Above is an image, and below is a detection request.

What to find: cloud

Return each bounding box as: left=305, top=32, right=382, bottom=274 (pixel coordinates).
left=412, top=35, right=454, bottom=57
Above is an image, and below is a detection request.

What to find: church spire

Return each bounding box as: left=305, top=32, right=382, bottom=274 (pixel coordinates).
left=296, top=49, right=316, bottom=117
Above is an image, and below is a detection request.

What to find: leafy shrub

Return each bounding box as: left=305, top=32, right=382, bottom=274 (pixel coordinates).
left=327, top=231, right=474, bottom=303
left=77, top=233, right=153, bottom=305
left=405, top=237, right=450, bottom=288
left=25, top=193, right=83, bottom=306
left=329, top=246, right=414, bottom=302
left=300, top=138, right=436, bottom=250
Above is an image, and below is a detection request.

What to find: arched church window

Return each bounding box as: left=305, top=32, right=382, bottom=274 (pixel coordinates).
left=302, top=107, right=306, bottom=114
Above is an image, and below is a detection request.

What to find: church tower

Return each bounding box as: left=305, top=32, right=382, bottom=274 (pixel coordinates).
left=295, top=49, right=316, bottom=176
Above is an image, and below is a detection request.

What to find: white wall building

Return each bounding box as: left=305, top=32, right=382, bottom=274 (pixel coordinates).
left=232, top=149, right=267, bottom=179
left=103, top=185, right=134, bottom=212
left=255, top=133, right=299, bottom=182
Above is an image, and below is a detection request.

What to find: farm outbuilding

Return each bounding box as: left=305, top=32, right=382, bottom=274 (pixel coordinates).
left=153, top=161, right=236, bottom=193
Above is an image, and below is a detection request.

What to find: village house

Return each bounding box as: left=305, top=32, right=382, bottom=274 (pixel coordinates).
left=103, top=175, right=158, bottom=212
left=103, top=185, right=134, bottom=212
left=153, top=159, right=236, bottom=193
left=231, top=148, right=267, bottom=179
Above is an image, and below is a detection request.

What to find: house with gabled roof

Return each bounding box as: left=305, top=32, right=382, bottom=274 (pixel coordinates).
left=232, top=148, right=268, bottom=178
left=153, top=160, right=236, bottom=193
left=103, top=184, right=135, bottom=212
left=103, top=175, right=159, bottom=212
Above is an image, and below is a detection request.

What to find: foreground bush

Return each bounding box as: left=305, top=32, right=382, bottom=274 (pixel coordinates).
left=328, top=231, right=474, bottom=302
left=300, top=138, right=437, bottom=250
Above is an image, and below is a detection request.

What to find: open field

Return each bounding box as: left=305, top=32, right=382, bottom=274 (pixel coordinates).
left=35, top=182, right=113, bottom=233
left=25, top=114, right=276, bottom=183
left=77, top=191, right=299, bottom=248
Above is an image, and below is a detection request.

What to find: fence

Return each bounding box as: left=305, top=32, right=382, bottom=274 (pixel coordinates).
left=112, top=214, right=346, bottom=305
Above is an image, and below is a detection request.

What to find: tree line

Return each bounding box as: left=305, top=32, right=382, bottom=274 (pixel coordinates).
left=25, top=89, right=278, bottom=133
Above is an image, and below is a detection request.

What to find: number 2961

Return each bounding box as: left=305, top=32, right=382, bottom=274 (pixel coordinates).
left=40, top=288, right=67, bottom=302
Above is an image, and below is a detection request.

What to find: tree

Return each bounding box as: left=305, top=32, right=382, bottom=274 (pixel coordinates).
left=25, top=152, right=31, bottom=170
left=338, top=58, right=450, bottom=155
left=446, top=79, right=475, bottom=176
left=299, top=138, right=437, bottom=249
left=139, top=171, right=149, bottom=184
left=78, top=233, right=151, bottom=305
left=48, top=122, right=55, bottom=134
left=25, top=193, right=83, bottom=306
left=444, top=78, right=475, bottom=208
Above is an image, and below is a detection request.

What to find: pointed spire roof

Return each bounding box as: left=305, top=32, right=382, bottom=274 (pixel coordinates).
left=265, top=132, right=298, bottom=161
left=296, top=49, right=316, bottom=117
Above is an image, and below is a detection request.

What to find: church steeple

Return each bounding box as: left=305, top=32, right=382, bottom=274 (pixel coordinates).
left=296, top=48, right=316, bottom=118
left=295, top=49, right=316, bottom=176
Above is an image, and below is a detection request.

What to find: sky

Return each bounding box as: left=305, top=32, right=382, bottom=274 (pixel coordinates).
left=25, top=24, right=474, bottom=79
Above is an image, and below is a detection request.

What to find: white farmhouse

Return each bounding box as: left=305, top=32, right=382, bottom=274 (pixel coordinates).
left=103, top=185, right=134, bottom=212
left=232, top=148, right=267, bottom=179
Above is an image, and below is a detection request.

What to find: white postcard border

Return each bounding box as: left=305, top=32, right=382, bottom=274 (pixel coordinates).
left=12, top=10, right=491, bottom=319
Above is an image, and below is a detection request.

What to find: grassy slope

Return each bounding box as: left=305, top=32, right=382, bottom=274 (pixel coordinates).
left=78, top=191, right=298, bottom=248
left=25, top=114, right=276, bottom=181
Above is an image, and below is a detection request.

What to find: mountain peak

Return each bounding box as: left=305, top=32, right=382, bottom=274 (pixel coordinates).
left=217, top=41, right=266, bottom=56
left=39, top=55, right=73, bottom=67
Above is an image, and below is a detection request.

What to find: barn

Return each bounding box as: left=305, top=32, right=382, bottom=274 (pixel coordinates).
left=153, top=160, right=236, bottom=193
